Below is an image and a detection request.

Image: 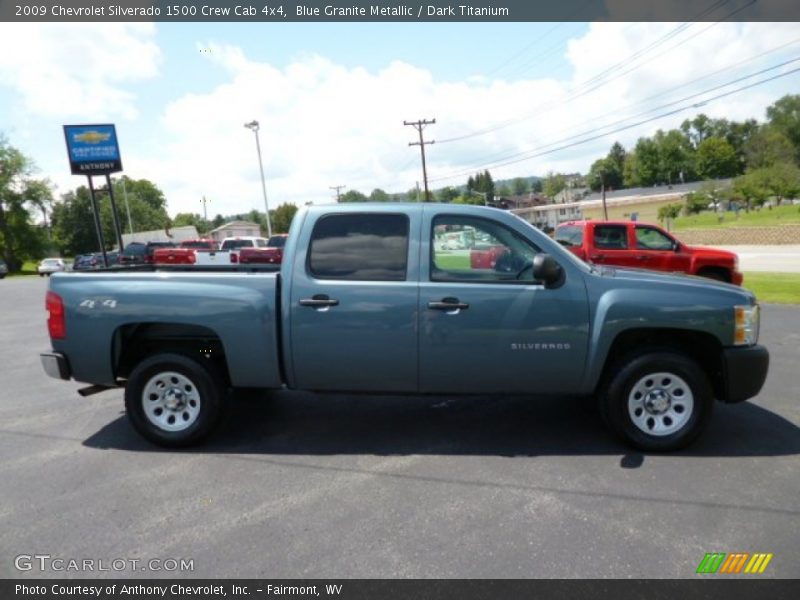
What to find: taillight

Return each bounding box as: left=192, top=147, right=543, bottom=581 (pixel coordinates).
left=46, top=291, right=65, bottom=339
left=230, top=253, right=238, bottom=263
left=188, top=251, right=196, bottom=264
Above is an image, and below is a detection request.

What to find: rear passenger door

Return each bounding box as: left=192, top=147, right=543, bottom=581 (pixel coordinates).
left=288, top=212, right=420, bottom=392
left=588, top=224, right=638, bottom=269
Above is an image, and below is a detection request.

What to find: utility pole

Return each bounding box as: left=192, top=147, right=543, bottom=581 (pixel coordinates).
left=329, top=185, right=345, bottom=202
left=200, top=195, right=210, bottom=222
left=404, top=118, right=435, bottom=202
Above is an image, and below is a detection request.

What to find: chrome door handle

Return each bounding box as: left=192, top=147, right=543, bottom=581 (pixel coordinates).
left=299, top=295, right=339, bottom=307
left=428, top=298, right=469, bottom=311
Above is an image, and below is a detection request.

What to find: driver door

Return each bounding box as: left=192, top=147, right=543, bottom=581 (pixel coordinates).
left=418, top=212, right=588, bottom=395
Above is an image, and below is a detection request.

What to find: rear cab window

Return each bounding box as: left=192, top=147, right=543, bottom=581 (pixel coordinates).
left=307, top=214, right=409, bottom=281
left=593, top=225, right=629, bottom=250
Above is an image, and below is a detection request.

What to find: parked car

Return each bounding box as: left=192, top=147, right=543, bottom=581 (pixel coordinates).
left=73, top=251, right=119, bottom=271
left=0, top=259, right=7, bottom=279
left=41, top=204, right=768, bottom=452
left=239, top=234, right=288, bottom=265
left=555, top=220, right=743, bottom=285
left=72, top=254, right=98, bottom=271
left=152, top=239, right=219, bottom=265
left=120, top=241, right=177, bottom=265
left=37, top=258, right=66, bottom=276
left=219, top=236, right=269, bottom=263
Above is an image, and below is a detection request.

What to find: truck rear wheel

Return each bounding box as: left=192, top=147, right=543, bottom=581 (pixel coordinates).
left=600, top=351, right=713, bottom=451
left=125, top=353, right=226, bottom=447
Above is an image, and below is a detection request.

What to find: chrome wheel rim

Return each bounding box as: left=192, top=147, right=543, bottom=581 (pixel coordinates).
left=142, top=371, right=201, bottom=432
left=627, top=371, right=693, bottom=437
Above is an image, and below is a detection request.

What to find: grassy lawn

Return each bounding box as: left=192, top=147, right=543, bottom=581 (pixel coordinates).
left=7, top=260, right=39, bottom=277
left=673, top=204, right=800, bottom=230
left=434, top=253, right=470, bottom=270
left=743, top=272, right=800, bottom=304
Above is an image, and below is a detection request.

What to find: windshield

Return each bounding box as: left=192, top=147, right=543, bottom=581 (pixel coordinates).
left=182, top=241, right=214, bottom=249
left=123, top=244, right=146, bottom=256
left=267, top=236, right=286, bottom=248
left=221, top=239, right=254, bottom=250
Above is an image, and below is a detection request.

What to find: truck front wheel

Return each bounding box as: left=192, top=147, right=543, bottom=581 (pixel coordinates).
left=601, top=351, right=713, bottom=451
left=125, top=353, right=226, bottom=448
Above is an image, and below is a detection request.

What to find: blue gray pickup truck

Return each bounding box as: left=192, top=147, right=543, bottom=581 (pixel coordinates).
left=41, top=204, right=769, bottom=451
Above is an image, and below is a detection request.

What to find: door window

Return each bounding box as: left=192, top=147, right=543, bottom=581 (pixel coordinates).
left=308, top=213, right=409, bottom=281
left=593, top=225, right=628, bottom=249
left=431, top=215, right=539, bottom=282
left=635, top=227, right=675, bottom=250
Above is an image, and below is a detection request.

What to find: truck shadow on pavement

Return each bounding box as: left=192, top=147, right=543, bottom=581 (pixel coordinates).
left=83, top=391, right=800, bottom=460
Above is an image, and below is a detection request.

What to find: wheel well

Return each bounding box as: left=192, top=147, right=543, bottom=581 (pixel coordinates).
left=696, top=266, right=731, bottom=282
left=599, top=328, right=725, bottom=400
left=113, top=323, right=230, bottom=384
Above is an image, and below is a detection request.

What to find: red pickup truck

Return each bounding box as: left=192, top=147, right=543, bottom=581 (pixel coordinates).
left=554, top=220, right=743, bottom=285
left=152, top=239, right=218, bottom=265
left=239, top=234, right=288, bottom=265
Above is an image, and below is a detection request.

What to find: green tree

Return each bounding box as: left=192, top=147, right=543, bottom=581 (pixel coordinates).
left=469, top=170, right=495, bottom=200
left=696, top=137, right=739, bottom=180
left=437, top=186, right=459, bottom=203
left=0, top=137, right=53, bottom=270
left=655, top=129, right=695, bottom=184
left=369, top=188, right=390, bottom=202
left=733, top=171, right=770, bottom=211
left=496, top=183, right=512, bottom=198
left=657, top=202, right=682, bottom=225
left=339, top=189, right=368, bottom=203
left=542, top=172, right=567, bottom=198
left=744, top=127, right=796, bottom=169
left=627, top=138, right=661, bottom=186
left=511, top=177, right=530, bottom=195
left=172, top=212, right=211, bottom=234
left=271, top=202, right=298, bottom=233
left=51, top=178, right=170, bottom=256
left=766, top=94, right=800, bottom=159
left=761, top=162, right=800, bottom=205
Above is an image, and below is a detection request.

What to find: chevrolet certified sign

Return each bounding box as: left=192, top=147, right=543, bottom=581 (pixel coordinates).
left=63, top=124, right=122, bottom=175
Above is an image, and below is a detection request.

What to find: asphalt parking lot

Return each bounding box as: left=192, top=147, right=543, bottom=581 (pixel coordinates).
left=0, top=275, right=798, bottom=579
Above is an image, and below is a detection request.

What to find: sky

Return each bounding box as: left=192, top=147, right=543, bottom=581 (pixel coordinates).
left=0, top=20, right=799, bottom=218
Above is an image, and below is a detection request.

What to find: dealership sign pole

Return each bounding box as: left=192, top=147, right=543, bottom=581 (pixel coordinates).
left=63, top=124, right=125, bottom=267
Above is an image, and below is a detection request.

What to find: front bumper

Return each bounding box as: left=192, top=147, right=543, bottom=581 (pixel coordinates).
left=40, top=352, right=71, bottom=380
left=721, top=344, right=769, bottom=403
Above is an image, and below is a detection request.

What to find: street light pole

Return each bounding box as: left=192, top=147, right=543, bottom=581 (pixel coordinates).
left=244, top=120, right=273, bottom=238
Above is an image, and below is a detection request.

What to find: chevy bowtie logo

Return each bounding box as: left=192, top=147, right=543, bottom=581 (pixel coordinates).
left=696, top=552, right=773, bottom=574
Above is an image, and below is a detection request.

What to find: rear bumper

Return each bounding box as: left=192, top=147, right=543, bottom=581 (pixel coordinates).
left=721, top=344, right=769, bottom=403
left=40, top=352, right=71, bottom=381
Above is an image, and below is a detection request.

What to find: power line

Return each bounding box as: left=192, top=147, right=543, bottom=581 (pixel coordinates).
left=404, top=118, right=436, bottom=202
left=423, top=38, right=800, bottom=175
left=436, top=0, right=755, bottom=145
left=429, top=65, right=800, bottom=183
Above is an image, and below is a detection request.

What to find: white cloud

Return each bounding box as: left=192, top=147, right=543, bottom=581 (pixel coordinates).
left=4, top=22, right=799, bottom=218
left=0, top=23, right=160, bottom=119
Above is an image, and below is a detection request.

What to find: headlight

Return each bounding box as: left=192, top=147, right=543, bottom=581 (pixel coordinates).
left=734, top=304, right=759, bottom=346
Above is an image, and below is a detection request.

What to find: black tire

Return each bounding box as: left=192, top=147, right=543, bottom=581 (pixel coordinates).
left=699, top=270, right=728, bottom=283
left=125, top=353, right=226, bottom=448
left=599, top=351, right=713, bottom=451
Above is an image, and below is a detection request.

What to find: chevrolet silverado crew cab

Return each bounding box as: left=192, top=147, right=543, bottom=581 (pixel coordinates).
left=555, top=220, right=743, bottom=285
left=40, top=204, right=768, bottom=451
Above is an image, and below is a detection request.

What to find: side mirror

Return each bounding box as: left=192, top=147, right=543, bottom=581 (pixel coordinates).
left=533, top=254, right=564, bottom=288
